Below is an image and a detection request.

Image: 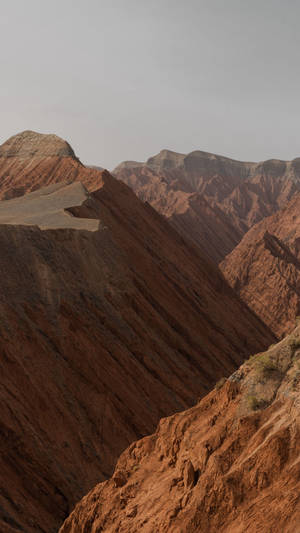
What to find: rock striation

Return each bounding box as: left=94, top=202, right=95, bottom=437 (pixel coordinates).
left=221, top=192, right=300, bottom=337
left=0, top=131, right=103, bottom=200
left=0, top=134, right=275, bottom=532
left=114, top=150, right=300, bottom=263
left=60, top=327, right=300, bottom=533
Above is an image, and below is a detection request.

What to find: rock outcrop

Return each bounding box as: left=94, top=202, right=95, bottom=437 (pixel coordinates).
left=60, top=327, right=300, bottom=533
left=114, top=150, right=300, bottom=263
left=0, top=131, right=104, bottom=200
left=221, top=192, right=300, bottom=337
left=0, top=136, right=275, bottom=532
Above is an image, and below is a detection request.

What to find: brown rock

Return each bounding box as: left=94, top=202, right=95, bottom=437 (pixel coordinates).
left=59, top=328, right=300, bottom=533
left=114, top=150, right=300, bottom=263
left=0, top=130, right=104, bottom=200
left=183, top=459, right=195, bottom=490
left=113, top=470, right=128, bottom=488
left=221, top=191, right=300, bottom=336
left=0, top=135, right=275, bottom=532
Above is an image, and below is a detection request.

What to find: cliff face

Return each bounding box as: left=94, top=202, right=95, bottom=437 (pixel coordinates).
left=0, top=136, right=275, bottom=532
left=60, top=327, right=300, bottom=533
left=114, top=150, right=300, bottom=263
left=221, top=192, right=300, bottom=337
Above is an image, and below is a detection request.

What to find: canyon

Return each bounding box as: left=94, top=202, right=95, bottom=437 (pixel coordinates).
left=0, top=132, right=276, bottom=532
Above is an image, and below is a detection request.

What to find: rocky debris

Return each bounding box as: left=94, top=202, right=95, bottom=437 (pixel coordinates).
left=60, top=327, right=300, bottom=533
left=221, top=191, right=300, bottom=337
left=0, top=145, right=274, bottom=532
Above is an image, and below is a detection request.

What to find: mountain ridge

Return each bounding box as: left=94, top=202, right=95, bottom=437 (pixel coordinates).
left=0, top=134, right=275, bottom=531
left=114, top=148, right=300, bottom=263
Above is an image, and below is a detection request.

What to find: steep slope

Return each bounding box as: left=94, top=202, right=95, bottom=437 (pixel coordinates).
left=0, top=166, right=274, bottom=532
left=114, top=150, right=300, bottom=263
left=114, top=165, right=242, bottom=263
left=60, top=327, right=300, bottom=533
left=221, top=192, right=300, bottom=337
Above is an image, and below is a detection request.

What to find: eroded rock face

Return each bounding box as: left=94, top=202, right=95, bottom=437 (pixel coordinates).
left=0, top=131, right=104, bottom=200
left=114, top=150, right=300, bottom=263
left=60, top=328, right=300, bottom=533
left=221, top=192, right=300, bottom=337
left=0, top=156, right=274, bottom=531
left=0, top=130, right=76, bottom=158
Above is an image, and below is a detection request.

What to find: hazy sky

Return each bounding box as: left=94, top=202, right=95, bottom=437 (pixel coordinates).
left=1, top=0, right=300, bottom=168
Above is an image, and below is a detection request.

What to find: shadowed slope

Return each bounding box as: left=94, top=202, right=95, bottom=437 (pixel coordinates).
left=221, top=192, right=300, bottom=337
left=0, top=165, right=275, bottom=532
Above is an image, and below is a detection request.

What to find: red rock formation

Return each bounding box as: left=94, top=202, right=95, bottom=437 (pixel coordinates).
left=221, top=192, right=300, bottom=337
left=0, top=130, right=104, bottom=199
left=0, top=137, right=275, bottom=532
left=114, top=150, right=300, bottom=263
left=60, top=327, right=300, bottom=533
left=114, top=165, right=242, bottom=263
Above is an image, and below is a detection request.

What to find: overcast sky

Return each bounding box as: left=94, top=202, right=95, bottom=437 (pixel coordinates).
left=1, top=0, right=300, bottom=168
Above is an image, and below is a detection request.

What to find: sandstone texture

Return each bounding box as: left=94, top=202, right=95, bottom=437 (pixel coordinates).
left=221, top=192, right=300, bottom=337
left=60, top=327, right=300, bottom=533
left=0, top=131, right=104, bottom=200
left=0, top=133, right=275, bottom=532
left=114, top=150, right=300, bottom=263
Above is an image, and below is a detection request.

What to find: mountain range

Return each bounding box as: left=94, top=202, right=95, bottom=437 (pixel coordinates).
left=1, top=130, right=299, bottom=532
left=114, top=149, right=300, bottom=263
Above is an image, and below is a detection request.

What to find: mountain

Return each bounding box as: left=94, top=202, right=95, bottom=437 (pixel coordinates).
left=114, top=150, right=300, bottom=263
left=60, top=327, right=300, bottom=533
left=0, top=132, right=275, bottom=532
left=221, top=192, right=300, bottom=337
left=0, top=130, right=104, bottom=199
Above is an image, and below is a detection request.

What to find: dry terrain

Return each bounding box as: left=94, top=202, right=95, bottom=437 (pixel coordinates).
left=115, top=149, right=300, bottom=263
left=0, top=132, right=275, bottom=532
left=61, top=327, right=300, bottom=533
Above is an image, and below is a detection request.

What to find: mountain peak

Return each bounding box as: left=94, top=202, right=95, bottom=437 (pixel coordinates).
left=146, top=149, right=186, bottom=170
left=0, top=130, right=76, bottom=159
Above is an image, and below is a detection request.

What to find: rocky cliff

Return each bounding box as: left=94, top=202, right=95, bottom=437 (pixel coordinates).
left=60, top=327, right=300, bottom=533
left=221, top=192, right=300, bottom=337
left=0, top=134, right=275, bottom=532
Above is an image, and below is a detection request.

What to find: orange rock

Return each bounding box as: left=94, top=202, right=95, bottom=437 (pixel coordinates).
left=221, top=191, right=300, bottom=336
left=60, top=328, right=300, bottom=532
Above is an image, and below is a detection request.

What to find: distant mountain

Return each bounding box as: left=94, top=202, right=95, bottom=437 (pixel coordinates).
left=114, top=149, right=300, bottom=263
left=0, top=132, right=274, bottom=532
left=87, top=165, right=104, bottom=171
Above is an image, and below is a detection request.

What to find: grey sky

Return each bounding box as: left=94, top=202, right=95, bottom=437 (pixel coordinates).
left=1, top=0, right=300, bottom=168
